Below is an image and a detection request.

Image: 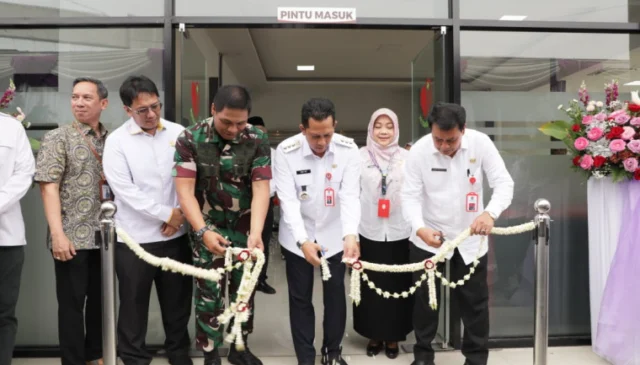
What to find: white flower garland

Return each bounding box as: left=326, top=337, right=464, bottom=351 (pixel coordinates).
left=342, top=221, right=536, bottom=309
left=115, top=227, right=265, bottom=350
left=321, top=257, right=332, bottom=281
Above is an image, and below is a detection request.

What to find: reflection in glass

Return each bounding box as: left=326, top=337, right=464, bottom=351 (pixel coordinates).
left=0, top=0, right=163, bottom=17
left=460, top=31, right=637, bottom=338
left=3, top=28, right=164, bottom=346
left=461, top=0, right=640, bottom=22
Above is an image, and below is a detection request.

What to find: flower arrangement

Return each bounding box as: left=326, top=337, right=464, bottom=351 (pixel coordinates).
left=539, top=80, right=640, bottom=182
left=1, top=79, right=40, bottom=151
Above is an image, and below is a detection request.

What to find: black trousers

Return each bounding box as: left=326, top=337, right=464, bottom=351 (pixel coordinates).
left=283, top=249, right=346, bottom=364
left=259, top=199, right=275, bottom=282
left=115, top=235, right=193, bottom=365
left=54, top=249, right=103, bottom=365
left=411, top=245, right=489, bottom=365
left=0, top=246, right=25, bottom=365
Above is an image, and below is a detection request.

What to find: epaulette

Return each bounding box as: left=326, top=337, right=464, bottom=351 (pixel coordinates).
left=282, top=139, right=302, bottom=153
left=334, top=135, right=356, bottom=148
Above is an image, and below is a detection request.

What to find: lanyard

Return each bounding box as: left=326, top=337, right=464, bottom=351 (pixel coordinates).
left=368, top=150, right=396, bottom=196
left=73, top=122, right=106, bottom=180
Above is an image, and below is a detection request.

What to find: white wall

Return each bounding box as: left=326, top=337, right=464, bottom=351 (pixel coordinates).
left=249, top=83, right=412, bottom=145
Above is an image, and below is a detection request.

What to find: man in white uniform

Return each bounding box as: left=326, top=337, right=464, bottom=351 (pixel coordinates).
left=402, top=102, right=514, bottom=365
left=0, top=112, right=35, bottom=365
left=103, top=75, right=192, bottom=365
left=274, top=98, right=361, bottom=365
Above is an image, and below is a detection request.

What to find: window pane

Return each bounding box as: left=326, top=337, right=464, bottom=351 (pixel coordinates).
left=460, top=31, right=637, bottom=337
left=0, top=0, right=163, bottom=17
left=1, top=28, right=164, bottom=346
left=176, top=0, right=448, bottom=20
left=461, top=0, right=640, bottom=22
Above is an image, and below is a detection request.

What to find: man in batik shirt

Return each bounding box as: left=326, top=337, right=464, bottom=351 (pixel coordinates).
left=173, top=85, right=271, bottom=365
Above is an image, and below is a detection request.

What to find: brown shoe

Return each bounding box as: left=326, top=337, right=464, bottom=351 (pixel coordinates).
left=86, top=359, right=104, bottom=365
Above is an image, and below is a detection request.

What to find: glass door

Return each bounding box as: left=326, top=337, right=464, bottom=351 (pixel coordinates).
left=409, top=26, right=453, bottom=351
left=178, top=24, right=210, bottom=127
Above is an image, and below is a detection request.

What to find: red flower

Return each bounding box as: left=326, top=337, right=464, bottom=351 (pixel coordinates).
left=572, top=156, right=581, bottom=166
left=593, top=156, right=606, bottom=168
left=572, top=124, right=581, bottom=132
left=635, top=169, right=640, bottom=181
left=606, top=126, right=624, bottom=139
left=628, top=103, right=640, bottom=113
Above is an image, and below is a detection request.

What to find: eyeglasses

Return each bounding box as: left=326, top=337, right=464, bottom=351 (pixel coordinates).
left=128, top=102, right=163, bottom=115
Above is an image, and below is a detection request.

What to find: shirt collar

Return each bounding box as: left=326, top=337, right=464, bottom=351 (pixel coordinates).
left=74, top=120, right=107, bottom=137
left=428, top=132, right=469, bottom=155
left=128, top=118, right=166, bottom=135
left=301, top=134, right=334, bottom=158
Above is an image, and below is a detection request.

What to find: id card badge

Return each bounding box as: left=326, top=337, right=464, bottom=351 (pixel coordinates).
left=99, top=179, right=114, bottom=202
left=465, top=192, right=478, bottom=212
left=324, top=187, right=335, bottom=207
left=378, top=199, right=390, bottom=218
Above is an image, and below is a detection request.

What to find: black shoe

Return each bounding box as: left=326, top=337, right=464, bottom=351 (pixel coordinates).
left=256, top=281, right=276, bottom=294
left=411, top=361, right=435, bottom=365
left=366, top=340, right=383, bottom=357
left=203, top=349, right=221, bottom=365
left=385, top=342, right=399, bottom=359
left=228, top=346, right=263, bottom=365
left=321, top=347, right=348, bottom=365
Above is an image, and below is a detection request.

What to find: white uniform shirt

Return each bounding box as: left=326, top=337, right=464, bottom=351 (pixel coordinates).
left=275, top=133, right=361, bottom=259
left=269, top=147, right=276, bottom=197
left=401, top=129, right=514, bottom=264
left=358, top=147, right=411, bottom=242
left=103, top=118, right=187, bottom=244
left=0, top=113, right=35, bottom=247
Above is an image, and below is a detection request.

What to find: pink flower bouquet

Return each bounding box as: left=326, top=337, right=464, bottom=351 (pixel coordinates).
left=540, top=80, right=640, bottom=182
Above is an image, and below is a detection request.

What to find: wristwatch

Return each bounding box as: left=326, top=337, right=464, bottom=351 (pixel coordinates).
left=194, top=226, right=210, bottom=242
left=296, top=238, right=309, bottom=249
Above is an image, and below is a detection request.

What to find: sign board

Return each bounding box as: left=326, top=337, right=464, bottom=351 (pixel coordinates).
left=277, top=7, right=357, bottom=23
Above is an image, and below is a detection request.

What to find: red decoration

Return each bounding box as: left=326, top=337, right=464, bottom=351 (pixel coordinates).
left=424, top=259, right=435, bottom=270
left=326, top=172, right=332, bottom=181
left=237, top=302, right=248, bottom=312
left=237, top=250, right=251, bottom=262
left=352, top=261, right=363, bottom=271
left=469, top=177, right=476, bottom=185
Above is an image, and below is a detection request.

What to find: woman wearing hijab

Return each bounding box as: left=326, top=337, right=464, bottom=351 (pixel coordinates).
left=354, top=108, right=413, bottom=359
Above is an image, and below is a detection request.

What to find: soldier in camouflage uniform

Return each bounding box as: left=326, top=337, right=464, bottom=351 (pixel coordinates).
left=173, top=85, right=271, bottom=365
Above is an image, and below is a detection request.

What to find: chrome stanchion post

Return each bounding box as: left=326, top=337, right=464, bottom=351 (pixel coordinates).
left=533, top=199, right=550, bottom=365
left=100, top=202, right=117, bottom=365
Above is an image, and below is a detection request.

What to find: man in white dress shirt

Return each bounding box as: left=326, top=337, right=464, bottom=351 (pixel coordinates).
left=402, top=102, right=514, bottom=365
left=247, top=116, right=276, bottom=295
left=0, top=112, right=35, bottom=365
left=274, top=98, right=361, bottom=365
left=103, top=76, right=192, bottom=365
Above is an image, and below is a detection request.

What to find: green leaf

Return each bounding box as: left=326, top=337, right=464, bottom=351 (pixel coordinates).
left=539, top=120, right=572, bottom=140
left=29, top=137, right=40, bottom=152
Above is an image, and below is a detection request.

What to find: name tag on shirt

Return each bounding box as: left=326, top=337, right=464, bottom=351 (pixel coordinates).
left=378, top=199, right=390, bottom=218
left=431, top=168, right=447, bottom=172
left=466, top=192, right=478, bottom=212
left=296, top=170, right=311, bottom=175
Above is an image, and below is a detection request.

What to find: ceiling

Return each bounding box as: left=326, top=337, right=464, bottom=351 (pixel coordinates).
left=199, top=28, right=435, bottom=90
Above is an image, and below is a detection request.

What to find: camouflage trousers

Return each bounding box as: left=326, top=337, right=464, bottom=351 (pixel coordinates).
left=192, top=227, right=256, bottom=351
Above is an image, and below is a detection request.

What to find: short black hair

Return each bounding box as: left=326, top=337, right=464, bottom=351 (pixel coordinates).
left=73, top=77, right=108, bottom=99
left=427, top=102, right=466, bottom=131
left=119, top=75, right=159, bottom=107
left=248, top=116, right=264, bottom=127
left=301, top=98, right=336, bottom=128
left=213, top=85, right=252, bottom=114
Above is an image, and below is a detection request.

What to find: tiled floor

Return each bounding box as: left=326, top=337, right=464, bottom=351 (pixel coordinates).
left=12, top=346, right=611, bottom=364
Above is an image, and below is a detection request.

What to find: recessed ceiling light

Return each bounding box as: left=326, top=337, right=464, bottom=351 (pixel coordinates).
left=500, top=15, right=527, bottom=21
left=624, top=81, right=640, bottom=86
left=297, top=65, right=314, bottom=71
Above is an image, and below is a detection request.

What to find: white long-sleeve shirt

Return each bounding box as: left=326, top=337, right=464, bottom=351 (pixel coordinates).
left=103, top=118, right=186, bottom=244
left=275, top=133, right=361, bottom=259
left=269, top=147, right=276, bottom=197
left=358, top=147, right=411, bottom=242
left=0, top=113, right=35, bottom=247
left=401, top=129, right=514, bottom=264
